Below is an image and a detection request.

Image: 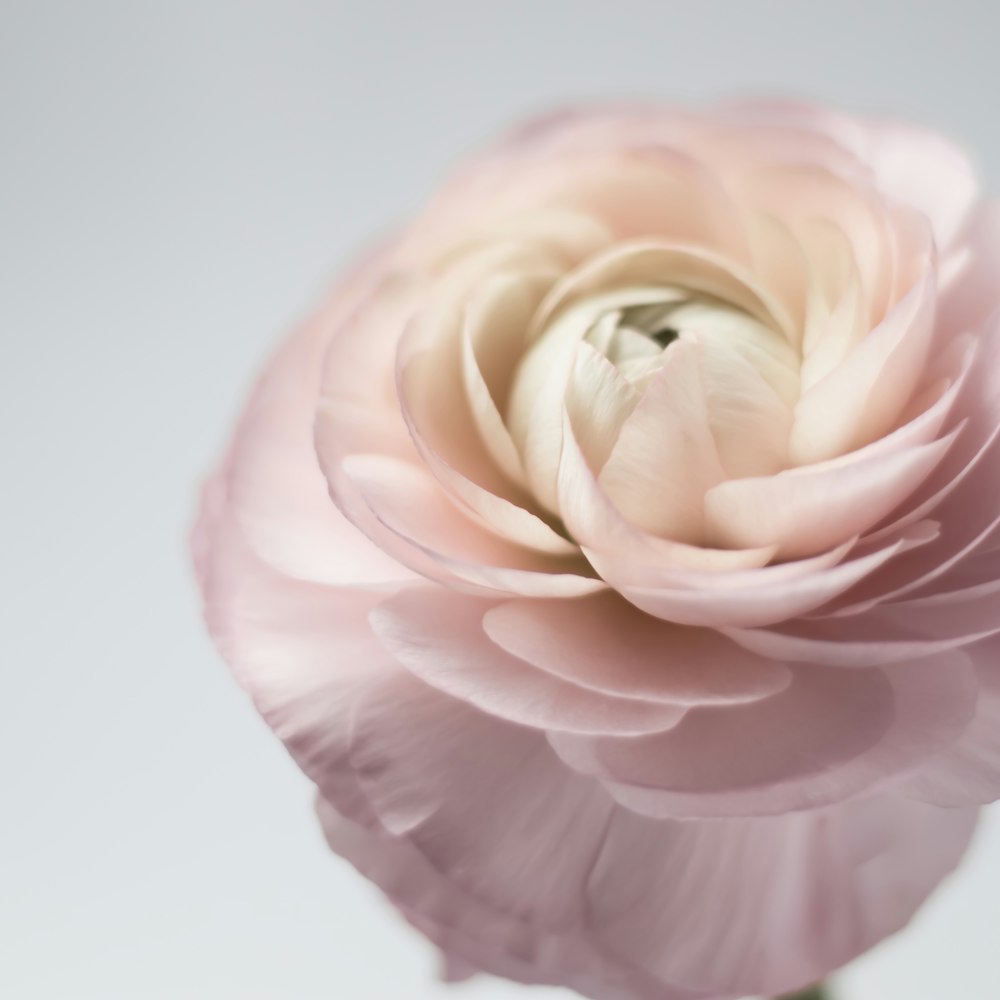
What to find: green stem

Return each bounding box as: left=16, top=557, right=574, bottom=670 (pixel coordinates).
left=776, top=984, right=831, bottom=1000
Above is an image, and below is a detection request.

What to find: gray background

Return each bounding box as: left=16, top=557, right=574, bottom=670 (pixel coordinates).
left=2, top=2, right=998, bottom=998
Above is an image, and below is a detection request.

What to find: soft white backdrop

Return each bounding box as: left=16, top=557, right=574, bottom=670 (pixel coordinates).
left=2, top=2, right=999, bottom=998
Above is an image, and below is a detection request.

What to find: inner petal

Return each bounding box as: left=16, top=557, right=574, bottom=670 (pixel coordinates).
left=506, top=271, right=799, bottom=541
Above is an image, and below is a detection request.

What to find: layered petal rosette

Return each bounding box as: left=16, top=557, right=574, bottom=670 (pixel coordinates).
left=193, top=102, right=1000, bottom=1000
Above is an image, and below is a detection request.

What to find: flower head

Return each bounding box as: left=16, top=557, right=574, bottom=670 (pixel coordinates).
left=193, top=101, right=1000, bottom=1000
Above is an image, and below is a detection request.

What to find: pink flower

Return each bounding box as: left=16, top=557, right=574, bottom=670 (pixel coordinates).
left=193, top=101, right=1000, bottom=999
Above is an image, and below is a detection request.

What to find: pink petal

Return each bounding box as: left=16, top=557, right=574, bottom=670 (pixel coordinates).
left=335, top=453, right=602, bottom=597
left=742, top=212, right=809, bottom=338
left=872, top=583, right=1000, bottom=642
left=400, top=293, right=578, bottom=555
left=401, top=350, right=579, bottom=555
left=853, top=118, right=980, bottom=251
left=370, top=588, right=687, bottom=735
left=618, top=528, right=932, bottom=629
left=900, top=639, right=1000, bottom=807
left=457, top=272, right=561, bottom=485
left=790, top=274, right=937, bottom=465
left=579, top=791, right=976, bottom=998
left=715, top=100, right=979, bottom=251
left=550, top=148, right=751, bottom=259
left=317, top=678, right=976, bottom=999
left=196, top=507, right=403, bottom=811
left=198, top=485, right=977, bottom=1000
left=550, top=653, right=977, bottom=818
left=557, top=407, right=777, bottom=577
left=227, top=276, right=416, bottom=586
left=439, top=953, right=478, bottom=984
left=818, top=384, right=999, bottom=617
left=798, top=243, right=866, bottom=390
left=483, top=591, right=791, bottom=705
left=938, top=202, right=1000, bottom=336
left=825, top=321, right=1000, bottom=611
left=348, top=671, right=617, bottom=925
left=397, top=264, right=552, bottom=504
left=723, top=609, right=1000, bottom=667
left=737, top=160, right=895, bottom=328
left=461, top=319, right=529, bottom=485
left=315, top=721, right=710, bottom=1000
left=704, top=426, right=958, bottom=558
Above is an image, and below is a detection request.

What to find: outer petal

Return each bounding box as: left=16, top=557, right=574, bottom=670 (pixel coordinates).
left=370, top=588, right=688, bottom=735
left=724, top=608, right=1000, bottom=668
left=314, top=763, right=711, bottom=1000
left=316, top=670, right=976, bottom=1000
left=846, top=117, right=980, bottom=251
left=719, top=99, right=981, bottom=251
left=343, top=670, right=699, bottom=1000
left=332, top=453, right=601, bottom=597
left=195, top=482, right=979, bottom=1000
left=816, top=317, right=1000, bottom=613
left=482, top=591, right=791, bottom=706
left=900, top=638, right=1000, bottom=807
left=195, top=511, right=403, bottom=813
left=619, top=528, right=934, bottom=629
left=550, top=653, right=977, bottom=818
left=225, top=266, right=415, bottom=586
left=703, top=427, right=957, bottom=558
left=579, top=791, right=976, bottom=998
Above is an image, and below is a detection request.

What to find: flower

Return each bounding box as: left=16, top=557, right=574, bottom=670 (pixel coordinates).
left=192, top=101, right=1000, bottom=1000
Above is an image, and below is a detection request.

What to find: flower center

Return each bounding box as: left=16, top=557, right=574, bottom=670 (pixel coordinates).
left=620, top=302, right=681, bottom=348
left=573, top=289, right=798, bottom=401
left=503, top=281, right=801, bottom=531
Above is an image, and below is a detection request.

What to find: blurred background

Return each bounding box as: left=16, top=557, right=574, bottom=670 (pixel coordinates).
left=3, top=2, right=999, bottom=998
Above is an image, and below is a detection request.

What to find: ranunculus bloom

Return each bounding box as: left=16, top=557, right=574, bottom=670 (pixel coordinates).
left=193, top=101, right=1000, bottom=999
